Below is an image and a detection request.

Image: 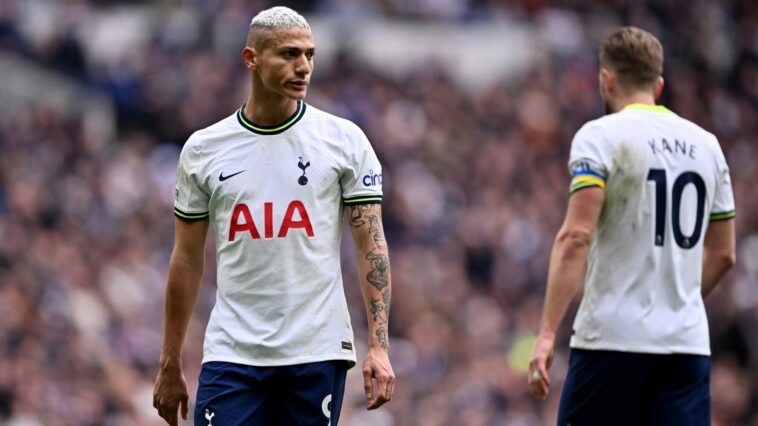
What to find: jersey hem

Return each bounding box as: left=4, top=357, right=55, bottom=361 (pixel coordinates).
left=201, top=352, right=358, bottom=369
left=569, top=340, right=710, bottom=356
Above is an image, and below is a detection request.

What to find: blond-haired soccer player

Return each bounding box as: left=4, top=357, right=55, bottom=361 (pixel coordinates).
left=529, top=27, right=735, bottom=425
left=152, top=7, right=395, bottom=425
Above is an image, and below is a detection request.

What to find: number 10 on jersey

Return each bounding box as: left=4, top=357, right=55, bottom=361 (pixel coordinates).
left=647, top=169, right=706, bottom=249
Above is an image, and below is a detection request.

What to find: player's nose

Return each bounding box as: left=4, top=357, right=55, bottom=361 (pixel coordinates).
left=294, top=54, right=311, bottom=76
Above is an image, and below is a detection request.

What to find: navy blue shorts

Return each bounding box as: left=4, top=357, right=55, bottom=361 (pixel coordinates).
left=194, top=360, right=348, bottom=426
left=557, top=349, right=711, bottom=426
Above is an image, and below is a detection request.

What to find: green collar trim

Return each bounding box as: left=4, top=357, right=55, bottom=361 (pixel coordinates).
left=237, top=101, right=306, bottom=135
left=624, top=103, right=673, bottom=114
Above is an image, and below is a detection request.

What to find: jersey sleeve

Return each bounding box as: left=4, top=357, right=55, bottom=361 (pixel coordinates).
left=174, top=138, right=210, bottom=221
left=567, top=122, right=610, bottom=193
left=340, top=125, right=383, bottom=206
left=709, top=141, right=735, bottom=221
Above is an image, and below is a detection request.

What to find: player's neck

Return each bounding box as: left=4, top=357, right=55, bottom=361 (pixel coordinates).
left=244, top=91, right=299, bottom=126
left=610, top=92, right=657, bottom=113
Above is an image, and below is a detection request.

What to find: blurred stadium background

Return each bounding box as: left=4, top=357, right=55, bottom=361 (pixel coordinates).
left=1, top=0, right=757, bottom=425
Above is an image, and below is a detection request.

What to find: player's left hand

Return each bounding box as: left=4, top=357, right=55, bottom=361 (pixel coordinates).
left=528, top=333, right=555, bottom=400
left=153, top=364, right=189, bottom=425
left=363, top=347, right=395, bottom=410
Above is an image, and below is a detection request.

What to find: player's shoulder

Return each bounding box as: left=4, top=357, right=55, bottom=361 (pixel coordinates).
left=670, top=114, right=720, bottom=146
left=578, top=115, right=609, bottom=132
left=651, top=111, right=726, bottom=161
left=572, top=115, right=610, bottom=144
left=178, top=112, right=240, bottom=169
left=185, top=111, right=241, bottom=147
left=569, top=113, right=635, bottom=160
left=302, top=103, right=368, bottom=141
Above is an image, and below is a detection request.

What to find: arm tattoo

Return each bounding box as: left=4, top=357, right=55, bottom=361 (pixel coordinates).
left=382, top=288, right=391, bottom=317
left=348, top=204, right=372, bottom=228
left=370, top=289, right=391, bottom=351
left=376, top=327, right=389, bottom=350
left=348, top=205, right=387, bottom=249
left=368, top=215, right=387, bottom=249
left=370, top=297, right=386, bottom=324
left=350, top=204, right=391, bottom=350
left=365, top=252, right=390, bottom=291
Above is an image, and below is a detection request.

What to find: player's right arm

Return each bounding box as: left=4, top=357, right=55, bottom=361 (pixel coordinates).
left=153, top=217, right=209, bottom=426
left=701, top=218, right=736, bottom=298
left=529, top=187, right=605, bottom=400
left=529, top=123, right=608, bottom=400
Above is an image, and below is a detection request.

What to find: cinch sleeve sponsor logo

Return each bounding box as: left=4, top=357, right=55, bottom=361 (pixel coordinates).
left=362, top=169, right=382, bottom=187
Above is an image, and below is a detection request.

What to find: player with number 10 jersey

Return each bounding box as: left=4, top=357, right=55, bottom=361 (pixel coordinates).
left=568, top=101, right=734, bottom=354
left=529, top=27, right=736, bottom=426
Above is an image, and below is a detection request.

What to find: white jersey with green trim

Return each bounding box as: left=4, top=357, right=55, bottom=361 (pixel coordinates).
left=174, top=101, right=383, bottom=367
left=567, top=103, right=735, bottom=356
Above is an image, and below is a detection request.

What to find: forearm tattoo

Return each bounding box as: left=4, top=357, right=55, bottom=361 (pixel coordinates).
left=383, top=288, right=391, bottom=317
left=376, top=328, right=389, bottom=350
left=368, top=215, right=386, bottom=249
left=348, top=204, right=372, bottom=228
left=365, top=252, right=390, bottom=291
left=347, top=204, right=392, bottom=351
left=372, top=288, right=391, bottom=350
left=348, top=204, right=387, bottom=249
left=370, top=297, right=386, bottom=324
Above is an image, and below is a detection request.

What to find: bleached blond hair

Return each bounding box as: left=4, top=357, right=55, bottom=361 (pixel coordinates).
left=250, top=6, right=310, bottom=31
left=247, top=6, right=310, bottom=48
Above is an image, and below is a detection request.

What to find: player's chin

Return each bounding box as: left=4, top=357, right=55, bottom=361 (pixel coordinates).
left=283, top=84, right=308, bottom=100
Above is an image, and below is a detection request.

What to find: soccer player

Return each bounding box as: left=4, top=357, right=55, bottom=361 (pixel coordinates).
left=528, top=27, right=736, bottom=425
left=152, top=7, right=395, bottom=425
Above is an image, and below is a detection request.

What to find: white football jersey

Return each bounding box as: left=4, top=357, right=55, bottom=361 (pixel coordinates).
left=568, top=104, right=735, bottom=356
left=174, top=101, right=383, bottom=367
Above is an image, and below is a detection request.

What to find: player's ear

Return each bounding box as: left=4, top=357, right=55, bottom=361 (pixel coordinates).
left=654, top=76, right=664, bottom=100
left=242, top=46, right=257, bottom=70
left=599, top=68, right=614, bottom=95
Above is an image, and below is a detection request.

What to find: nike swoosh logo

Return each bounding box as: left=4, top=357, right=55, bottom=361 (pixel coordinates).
left=219, top=170, right=245, bottom=181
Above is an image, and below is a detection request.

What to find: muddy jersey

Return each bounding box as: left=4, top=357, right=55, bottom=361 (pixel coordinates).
left=174, top=101, right=382, bottom=366
left=567, top=103, right=735, bottom=356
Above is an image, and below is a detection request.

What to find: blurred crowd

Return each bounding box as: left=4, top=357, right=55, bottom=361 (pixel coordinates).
left=1, top=0, right=757, bottom=425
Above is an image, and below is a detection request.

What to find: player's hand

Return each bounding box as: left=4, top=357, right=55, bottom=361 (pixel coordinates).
left=528, top=333, right=555, bottom=400
left=363, top=346, right=395, bottom=410
left=153, top=363, right=189, bottom=425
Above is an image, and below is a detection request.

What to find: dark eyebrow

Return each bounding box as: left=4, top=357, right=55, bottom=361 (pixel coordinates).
left=277, top=45, right=316, bottom=52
